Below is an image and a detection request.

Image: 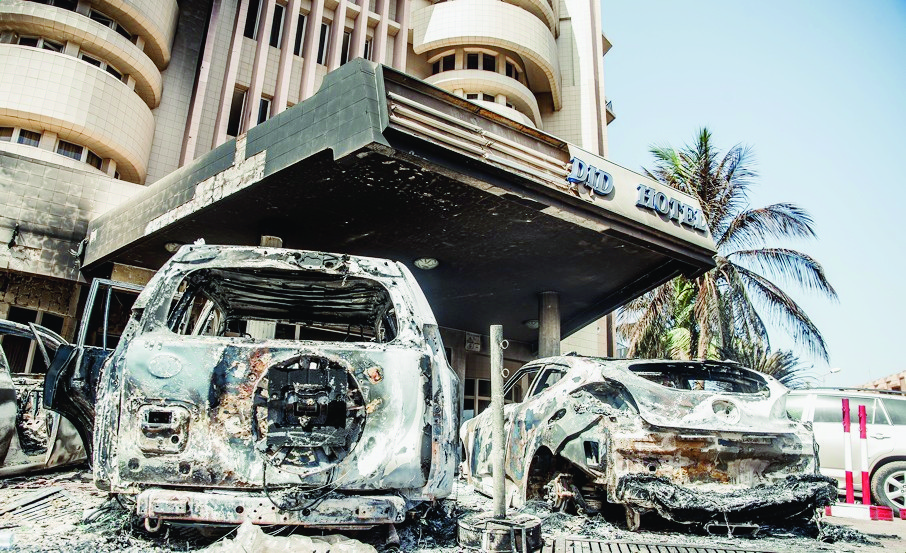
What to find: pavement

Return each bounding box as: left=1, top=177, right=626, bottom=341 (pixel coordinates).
left=825, top=513, right=906, bottom=553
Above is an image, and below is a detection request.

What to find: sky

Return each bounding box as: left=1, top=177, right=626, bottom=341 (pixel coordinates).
left=601, top=0, right=906, bottom=387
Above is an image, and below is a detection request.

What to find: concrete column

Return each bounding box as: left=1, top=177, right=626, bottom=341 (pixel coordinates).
left=181, top=0, right=222, bottom=165
left=38, top=131, right=57, bottom=152
left=538, top=291, right=560, bottom=358
left=101, top=158, right=117, bottom=177
left=371, top=0, right=389, bottom=64
left=243, top=0, right=276, bottom=130
left=63, top=41, right=80, bottom=56
left=299, top=0, right=326, bottom=100
left=272, top=0, right=301, bottom=115
left=391, top=0, right=409, bottom=69
left=349, top=0, right=368, bottom=61
left=134, top=36, right=145, bottom=54
left=326, top=0, right=348, bottom=70
left=213, top=0, right=251, bottom=145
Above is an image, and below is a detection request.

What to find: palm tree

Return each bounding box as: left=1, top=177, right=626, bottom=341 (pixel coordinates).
left=721, top=342, right=816, bottom=389
left=619, top=128, right=837, bottom=362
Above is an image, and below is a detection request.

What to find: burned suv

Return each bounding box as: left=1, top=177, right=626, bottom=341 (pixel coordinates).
left=461, top=356, right=835, bottom=532
left=49, top=245, right=458, bottom=529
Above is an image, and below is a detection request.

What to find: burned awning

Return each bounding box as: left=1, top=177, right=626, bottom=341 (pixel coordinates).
left=82, top=60, right=716, bottom=344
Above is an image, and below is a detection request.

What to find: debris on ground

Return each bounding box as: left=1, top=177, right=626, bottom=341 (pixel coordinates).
left=203, top=520, right=376, bottom=553
left=0, top=470, right=898, bottom=552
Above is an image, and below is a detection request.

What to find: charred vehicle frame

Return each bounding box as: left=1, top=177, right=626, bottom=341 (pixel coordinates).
left=43, top=245, right=459, bottom=530
left=460, top=356, right=836, bottom=532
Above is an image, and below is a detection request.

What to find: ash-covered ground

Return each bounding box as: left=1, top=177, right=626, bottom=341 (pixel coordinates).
left=0, top=469, right=900, bottom=552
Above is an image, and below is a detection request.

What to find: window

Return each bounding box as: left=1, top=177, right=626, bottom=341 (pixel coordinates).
left=340, top=31, right=351, bottom=64
left=530, top=367, right=565, bottom=396
left=813, top=395, right=883, bottom=424
left=483, top=93, right=495, bottom=102
left=105, top=64, right=122, bottom=80
left=1, top=307, right=64, bottom=374
left=257, top=97, right=271, bottom=125
left=17, top=36, right=39, bottom=48
left=292, top=14, right=306, bottom=55
left=86, top=150, right=103, bottom=170
left=461, top=376, right=522, bottom=421
left=363, top=38, right=373, bottom=61
left=56, top=140, right=83, bottom=160
left=19, top=36, right=64, bottom=52
left=882, top=398, right=906, bottom=425
left=226, top=88, right=246, bottom=136
left=34, top=0, right=78, bottom=11
left=483, top=53, right=496, bottom=72
left=465, top=93, right=479, bottom=100
left=89, top=9, right=131, bottom=40
left=162, top=267, right=399, bottom=345
left=79, top=53, right=102, bottom=67
left=269, top=3, right=285, bottom=48
left=317, top=23, right=329, bottom=65
left=467, top=52, right=496, bottom=72
left=0, top=127, right=12, bottom=142
left=17, top=130, right=41, bottom=147
left=431, top=54, right=453, bottom=75
left=41, top=38, right=63, bottom=52
left=244, top=0, right=262, bottom=39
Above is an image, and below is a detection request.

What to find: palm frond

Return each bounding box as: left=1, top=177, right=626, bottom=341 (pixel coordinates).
left=718, top=203, right=817, bottom=250
left=728, top=248, right=838, bottom=298
left=734, top=265, right=830, bottom=361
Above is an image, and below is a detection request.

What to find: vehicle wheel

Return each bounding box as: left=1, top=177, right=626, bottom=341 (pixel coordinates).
left=871, top=461, right=906, bottom=511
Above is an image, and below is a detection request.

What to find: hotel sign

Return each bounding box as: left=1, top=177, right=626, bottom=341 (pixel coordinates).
left=567, top=157, right=614, bottom=196
left=635, top=184, right=708, bottom=232
left=565, top=147, right=713, bottom=247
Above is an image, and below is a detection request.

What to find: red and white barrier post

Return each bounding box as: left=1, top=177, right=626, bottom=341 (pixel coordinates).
left=842, top=398, right=855, bottom=503
left=825, top=398, right=895, bottom=521
left=859, top=404, right=870, bottom=505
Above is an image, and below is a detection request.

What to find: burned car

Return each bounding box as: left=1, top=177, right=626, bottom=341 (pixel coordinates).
left=0, top=320, right=85, bottom=476
left=49, top=245, right=458, bottom=530
left=461, top=356, right=836, bottom=532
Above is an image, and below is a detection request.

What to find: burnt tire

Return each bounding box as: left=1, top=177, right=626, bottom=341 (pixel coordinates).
left=871, top=461, right=906, bottom=511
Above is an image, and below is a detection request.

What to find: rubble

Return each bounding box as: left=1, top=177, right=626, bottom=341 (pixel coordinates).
left=0, top=471, right=896, bottom=552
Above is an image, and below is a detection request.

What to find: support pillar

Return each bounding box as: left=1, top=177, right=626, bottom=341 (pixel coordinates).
left=538, top=291, right=560, bottom=358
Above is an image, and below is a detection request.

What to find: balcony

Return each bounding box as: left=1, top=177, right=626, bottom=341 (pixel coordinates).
left=426, top=69, right=542, bottom=127
left=605, top=98, right=615, bottom=125
left=0, top=0, right=163, bottom=107
left=0, top=45, right=155, bottom=182
left=412, top=0, right=562, bottom=109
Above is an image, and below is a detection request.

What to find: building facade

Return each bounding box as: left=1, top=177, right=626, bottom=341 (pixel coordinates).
left=1, top=0, right=616, bottom=379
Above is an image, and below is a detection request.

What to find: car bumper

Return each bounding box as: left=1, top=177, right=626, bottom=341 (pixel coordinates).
left=136, top=488, right=407, bottom=528
left=614, top=473, right=837, bottom=524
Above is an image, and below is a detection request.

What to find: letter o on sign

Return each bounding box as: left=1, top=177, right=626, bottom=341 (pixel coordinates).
left=654, top=192, right=669, bottom=214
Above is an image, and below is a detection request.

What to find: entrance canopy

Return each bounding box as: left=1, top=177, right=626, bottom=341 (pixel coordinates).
left=83, top=61, right=716, bottom=344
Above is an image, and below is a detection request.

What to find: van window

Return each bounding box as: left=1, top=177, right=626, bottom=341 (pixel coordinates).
left=813, top=395, right=885, bottom=424
left=164, top=267, right=398, bottom=343
left=881, top=398, right=906, bottom=425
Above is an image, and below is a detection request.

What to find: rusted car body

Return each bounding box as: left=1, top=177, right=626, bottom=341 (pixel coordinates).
left=51, top=245, right=459, bottom=529
left=461, top=356, right=835, bottom=531
left=0, top=320, right=86, bottom=476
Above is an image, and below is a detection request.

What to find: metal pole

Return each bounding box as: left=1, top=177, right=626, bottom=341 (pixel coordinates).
left=490, top=324, right=506, bottom=519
